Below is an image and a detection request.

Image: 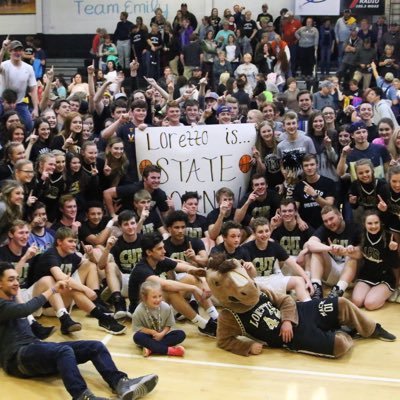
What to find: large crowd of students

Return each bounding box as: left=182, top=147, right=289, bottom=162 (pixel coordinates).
left=0, top=3, right=399, bottom=399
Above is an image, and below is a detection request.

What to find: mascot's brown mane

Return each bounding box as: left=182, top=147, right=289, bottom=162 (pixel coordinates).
left=207, top=253, right=237, bottom=273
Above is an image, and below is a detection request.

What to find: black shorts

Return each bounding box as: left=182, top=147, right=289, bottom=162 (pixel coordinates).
left=287, top=298, right=339, bottom=357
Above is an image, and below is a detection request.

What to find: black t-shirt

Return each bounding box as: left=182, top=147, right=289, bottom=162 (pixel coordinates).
left=163, top=236, right=205, bottom=262
left=206, top=207, right=251, bottom=228
left=185, top=214, right=208, bottom=238
left=293, top=176, right=336, bottom=229
left=242, top=20, right=257, bottom=38
left=147, top=32, right=163, bottom=50
left=116, top=122, right=139, bottom=183
left=116, top=182, right=168, bottom=214
left=128, top=257, right=177, bottom=311
left=0, top=245, right=31, bottom=288
left=131, top=30, right=147, bottom=54
left=139, top=208, right=164, bottom=234
left=272, top=224, right=314, bottom=256
left=29, top=247, right=82, bottom=285
left=238, top=189, right=281, bottom=221
left=111, top=235, right=142, bottom=274
left=242, top=240, right=288, bottom=277
left=79, top=216, right=109, bottom=243
left=312, top=223, right=361, bottom=263
left=210, top=242, right=251, bottom=261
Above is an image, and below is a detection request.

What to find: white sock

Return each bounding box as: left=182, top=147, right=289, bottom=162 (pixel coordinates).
left=191, top=314, right=208, bottom=329
left=206, top=306, right=219, bottom=320
left=311, top=279, right=322, bottom=286
left=56, top=308, right=68, bottom=318
left=337, top=280, right=349, bottom=291
left=27, top=315, right=35, bottom=325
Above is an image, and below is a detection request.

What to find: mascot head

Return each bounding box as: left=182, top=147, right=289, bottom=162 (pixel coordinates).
left=206, top=254, right=260, bottom=313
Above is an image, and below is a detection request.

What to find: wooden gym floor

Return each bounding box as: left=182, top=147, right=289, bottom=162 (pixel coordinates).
left=1, top=302, right=400, bottom=400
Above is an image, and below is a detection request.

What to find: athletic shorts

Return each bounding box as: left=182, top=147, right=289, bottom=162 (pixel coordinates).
left=287, top=298, right=339, bottom=357
left=254, top=273, right=291, bottom=294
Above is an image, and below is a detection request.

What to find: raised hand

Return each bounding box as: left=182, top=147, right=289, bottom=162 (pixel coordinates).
left=389, top=234, right=398, bottom=251
left=377, top=194, right=388, bottom=212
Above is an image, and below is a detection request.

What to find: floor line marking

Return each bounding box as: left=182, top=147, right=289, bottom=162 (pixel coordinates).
left=110, top=352, right=400, bottom=384
left=101, top=334, right=113, bottom=345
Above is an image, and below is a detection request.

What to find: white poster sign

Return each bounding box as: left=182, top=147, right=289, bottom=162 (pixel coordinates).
left=294, top=0, right=340, bottom=16
left=135, top=124, right=257, bottom=215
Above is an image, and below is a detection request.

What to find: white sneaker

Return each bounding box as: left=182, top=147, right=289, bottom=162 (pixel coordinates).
left=389, top=288, right=399, bottom=302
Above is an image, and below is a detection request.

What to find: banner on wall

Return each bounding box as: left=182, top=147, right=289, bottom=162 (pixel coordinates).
left=343, top=0, right=385, bottom=15
left=135, top=124, right=257, bottom=215
left=42, top=0, right=204, bottom=34
left=294, top=0, right=340, bottom=16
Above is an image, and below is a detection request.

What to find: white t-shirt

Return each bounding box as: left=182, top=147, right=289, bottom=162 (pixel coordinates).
left=0, top=60, right=36, bottom=103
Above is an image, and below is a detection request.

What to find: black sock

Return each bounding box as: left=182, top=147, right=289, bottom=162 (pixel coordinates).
left=94, top=289, right=101, bottom=299
left=90, top=306, right=106, bottom=320
left=110, top=291, right=122, bottom=304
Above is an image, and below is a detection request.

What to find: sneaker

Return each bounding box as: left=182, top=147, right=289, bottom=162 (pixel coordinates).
left=94, top=299, right=113, bottom=315
left=115, top=374, right=158, bottom=400
left=339, top=325, right=362, bottom=340
left=389, top=288, right=399, bottom=302
left=99, top=315, right=127, bottom=335
left=311, top=282, right=323, bottom=300
left=328, top=285, right=344, bottom=299
left=142, top=348, right=152, bottom=357
left=30, top=320, right=56, bottom=340
left=174, top=312, right=186, bottom=321
left=167, top=346, right=185, bottom=357
left=198, top=318, right=217, bottom=337
left=371, top=323, right=397, bottom=342
left=76, top=388, right=110, bottom=400
left=59, top=313, right=82, bottom=335
left=114, top=298, right=128, bottom=320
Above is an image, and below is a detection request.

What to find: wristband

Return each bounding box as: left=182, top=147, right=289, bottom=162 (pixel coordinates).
left=51, top=287, right=57, bottom=295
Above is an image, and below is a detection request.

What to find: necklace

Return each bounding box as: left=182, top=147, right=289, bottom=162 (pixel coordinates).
left=366, top=232, right=382, bottom=246
left=144, top=304, right=162, bottom=332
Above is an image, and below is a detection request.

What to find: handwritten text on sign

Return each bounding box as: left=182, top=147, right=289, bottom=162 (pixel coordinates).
left=135, top=124, right=257, bottom=214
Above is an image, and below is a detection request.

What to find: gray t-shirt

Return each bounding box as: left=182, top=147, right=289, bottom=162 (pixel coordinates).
left=132, top=301, right=176, bottom=333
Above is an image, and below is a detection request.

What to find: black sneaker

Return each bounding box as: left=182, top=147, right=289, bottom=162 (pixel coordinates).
left=339, top=325, right=362, bottom=340
left=99, top=315, right=127, bottom=335
left=94, top=298, right=113, bottom=315
left=311, top=282, right=323, bottom=300
left=328, top=285, right=344, bottom=298
left=114, top=298, right=128, bottom=320
left=30, top=320, right=56, bottom=340
left=59, top=313, right=82, bottom=334
left=198, top=318, right=217, bottom=337
left=76, top=388, right=110, bottom=400
left=115, top=374, right=159, bottom=400
left=371, top=323, right=396, bottom=342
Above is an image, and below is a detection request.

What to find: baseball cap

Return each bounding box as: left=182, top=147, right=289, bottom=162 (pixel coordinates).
left=205, top=92, right=218, bottom=101
left=385, top=72, right=394, bottom=82
left=9, top=40, right=23, bottom=50
left=216, top=105, right=232, bottom=115
left=192, top=66, right=202, bottom=72
left=114, top=93, right=128, bottom=101
left=349, top=121, right=367, bottom=133
left=344, top=9, right=351, bottom=13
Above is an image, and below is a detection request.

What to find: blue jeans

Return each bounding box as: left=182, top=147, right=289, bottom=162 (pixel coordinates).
left=320, top=46, right=332, bottom=75
left=134, top=330, right=186, bottom=354
left=16, top=102, right=33, bottom=132
left=337, top=42, right=345, bottom=66
left=11, top=340, right=126, bottom=399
